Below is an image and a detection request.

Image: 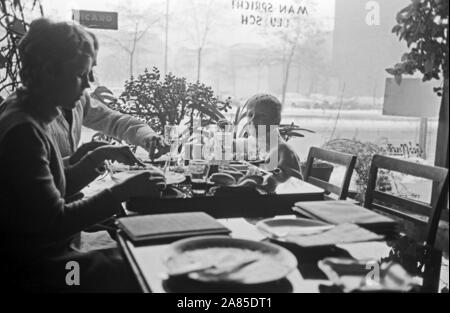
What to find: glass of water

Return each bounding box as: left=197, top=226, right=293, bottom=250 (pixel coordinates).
left=164, top=124, right=179, bottom=157
left=163, top=124, right=179, bottom=172
left=188, top=160, right=210, bottom=195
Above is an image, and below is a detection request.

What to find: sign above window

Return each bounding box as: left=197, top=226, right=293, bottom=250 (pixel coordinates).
left=72, top=10, right=118, bottom=30
left=383, top=78, right=441, bottom=118
left=231, top=0, right=310, bottom=28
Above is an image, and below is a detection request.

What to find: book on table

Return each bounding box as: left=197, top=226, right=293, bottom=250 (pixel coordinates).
left=116, top=212, right=231, bottom=244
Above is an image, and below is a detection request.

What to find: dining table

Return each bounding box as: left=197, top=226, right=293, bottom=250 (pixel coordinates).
left=116, top=216, right=405, bottom=293
left=81, top=163, right=326, bottom=218
left=79, top=165, right=431, bottom=293
left=128, top=177, right=325, bottom=217
left=77, top=159, right=445, bottom=293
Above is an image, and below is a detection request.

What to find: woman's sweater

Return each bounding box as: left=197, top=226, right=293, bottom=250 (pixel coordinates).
left=0, top=94, right=121, bottom=262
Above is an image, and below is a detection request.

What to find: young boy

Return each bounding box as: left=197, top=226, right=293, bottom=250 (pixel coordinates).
left=245, top=94, right=303, bottom=191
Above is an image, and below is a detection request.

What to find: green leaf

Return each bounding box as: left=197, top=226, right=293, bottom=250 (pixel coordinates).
left=386, top=68, right=398, bottom=75
left=217, top=119, right=231, bottom=128
left=424, top=59, right=433, bottom=73
left=237, top=111, right=248, bottom=124
left=0, top=53, right=6, bottom=69
left=238, top=121, right=251, bottom=137
left=401, top=53, right=410, bottom=62
left=283, top=131, right=305, bottom=138
left=8, top=18, right=26, bottom=36
left=209, top=105, right=226, bottom=119
left=201, top=120, right=216, bottom=127
left=392, top=25, right=402, bottom=34
left=234, top=105, right=241, bottom=126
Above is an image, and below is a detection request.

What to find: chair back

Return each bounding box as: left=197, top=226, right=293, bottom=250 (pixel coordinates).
left=364, top=154, right=448, bottom=247
left=303, top=147, right=357, bottom=200
left=364, top=154, right=449, bottom=292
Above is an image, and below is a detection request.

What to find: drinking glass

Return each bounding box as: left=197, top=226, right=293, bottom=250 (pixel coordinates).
left=164, top=125, right=178, bottom=171
left=188, top=160, right=210, bottom=195
left=164, top=125, right=178, bottom=157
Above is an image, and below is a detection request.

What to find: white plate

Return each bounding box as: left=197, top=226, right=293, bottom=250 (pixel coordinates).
left=256, top=218, right=334, bottom=241
left=229, top=164, right=249, bottom=172
left=163, top=236, right=297, bottom=284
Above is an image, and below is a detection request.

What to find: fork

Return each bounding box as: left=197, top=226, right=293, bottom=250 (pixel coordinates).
left=104, top=160, right=116, bottom=179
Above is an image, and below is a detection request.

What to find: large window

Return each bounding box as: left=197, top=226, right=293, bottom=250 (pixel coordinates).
left=40, top=0, right=442, bottom=202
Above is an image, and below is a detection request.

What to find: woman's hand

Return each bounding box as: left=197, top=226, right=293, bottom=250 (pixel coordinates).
left=70, top=141, right=110, bottom=165
left=110, top=170, right=166, bottom=202
left=89, top=145, right=145, bottom=167
left=261, top=174, right=278, bottom=193
left=143, top=135, right=171, bottom=160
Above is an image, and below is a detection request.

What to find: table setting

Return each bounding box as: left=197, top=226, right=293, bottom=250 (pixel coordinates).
left=82, top=136, right=324, bottom=217
left=94, top=121, right=272, bottom=196
left=116, top=211, right=418, bottom=293
left=79, top=124, right=425, bottom=293
left=98, top=130, right=415, bottom=293
left=84, top=127, right=319, bottom=217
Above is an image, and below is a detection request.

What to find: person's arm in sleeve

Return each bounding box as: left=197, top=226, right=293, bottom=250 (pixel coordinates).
left=276, top=144, right=303, bottom=181
left=62, top=156, right=71, bottom=167
left=64, top=152, right=103, bottom=197
left=262, top=144, right=303, bottom=192
left=0, top=124, right=121, bottom=239
left=82, top=94, right=158, bottom=149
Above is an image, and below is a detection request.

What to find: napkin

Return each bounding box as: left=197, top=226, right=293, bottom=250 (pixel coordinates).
left=293, top=200, right=397, bottom=235
left=318, top=258, right=420, bottom=293
left=282, top=223, right=384, bottom=247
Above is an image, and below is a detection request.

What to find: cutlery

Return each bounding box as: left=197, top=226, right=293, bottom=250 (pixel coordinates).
left=258, top=224, right=335, bottom=238
left=162, top=155, right=171, bottom=174
left=167, top=262, right=215, bottom=277
left=240, top=160, right=270, bottom=176
left=166, top=257, right=259, bottom=278
left=105, top=160, right=116, bottom=178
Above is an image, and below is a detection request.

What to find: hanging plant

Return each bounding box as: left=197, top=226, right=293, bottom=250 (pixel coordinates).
left=0, top=0, right=45, bottom=94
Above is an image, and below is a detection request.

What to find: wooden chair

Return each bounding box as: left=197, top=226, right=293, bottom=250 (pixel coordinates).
left=364, top=154, right=449, bottom=292
left=303, top=147, right=357, bottom=200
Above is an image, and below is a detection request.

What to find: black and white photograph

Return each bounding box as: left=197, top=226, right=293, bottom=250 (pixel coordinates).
left=0, top=0, right=448, bottom=296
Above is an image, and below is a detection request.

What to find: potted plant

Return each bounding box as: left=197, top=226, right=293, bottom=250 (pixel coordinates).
left=91, top=67, right=232, bottom=146
left=0, top=0, right=44, bottom=95
left=93, top=68, right=316, bottom=163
